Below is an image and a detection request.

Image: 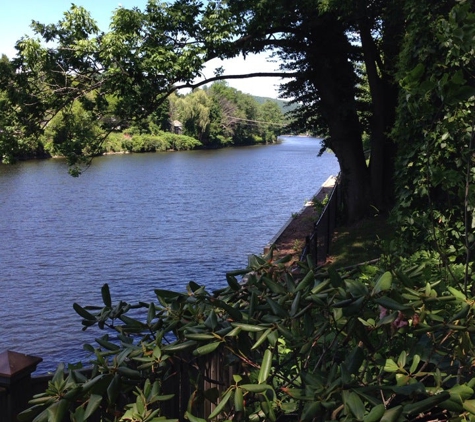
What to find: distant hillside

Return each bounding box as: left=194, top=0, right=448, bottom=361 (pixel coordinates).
left=252, top=96, right=298, bottom=113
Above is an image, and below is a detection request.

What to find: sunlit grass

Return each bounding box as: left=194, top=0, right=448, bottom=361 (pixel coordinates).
left=326, top=214, right=393, bottom=269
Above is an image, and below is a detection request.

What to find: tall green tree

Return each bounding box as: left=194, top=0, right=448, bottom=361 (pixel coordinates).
left=172, top=89, right=212, bottom=142
left=2, top=0, right=403, bottom=221
left=258, top=100, right=284, bottom=143
left=15, top=0, right=471, bottom=224
left=0, top=54, right=46, bottom=161
left=392, top=0, right=475, bottom=285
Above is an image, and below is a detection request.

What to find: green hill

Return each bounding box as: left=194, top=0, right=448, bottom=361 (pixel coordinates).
left=252, top=95, right=298, bottom=113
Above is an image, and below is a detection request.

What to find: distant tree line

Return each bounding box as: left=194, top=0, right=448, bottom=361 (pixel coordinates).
left=0, top=55, right=286, bottom=163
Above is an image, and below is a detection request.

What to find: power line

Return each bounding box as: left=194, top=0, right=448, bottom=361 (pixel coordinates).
left=229, top=116, right=286, bottom=126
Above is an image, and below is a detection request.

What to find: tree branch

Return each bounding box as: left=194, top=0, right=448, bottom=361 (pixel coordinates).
left=173, top=71, right=298, bottom=92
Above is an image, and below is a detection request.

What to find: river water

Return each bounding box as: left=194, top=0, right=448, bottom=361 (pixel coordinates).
left=0, top=136, right=338, bottom=373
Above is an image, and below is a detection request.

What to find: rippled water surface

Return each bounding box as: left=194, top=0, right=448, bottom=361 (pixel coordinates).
left=0, top=136, right=338, bottom=373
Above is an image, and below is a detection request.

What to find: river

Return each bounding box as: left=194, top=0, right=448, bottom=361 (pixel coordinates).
left=0, top=136, right=338, bottom=373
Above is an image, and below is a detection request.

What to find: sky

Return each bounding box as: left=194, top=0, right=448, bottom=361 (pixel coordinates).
left=0, top=0, right=283, bottom=98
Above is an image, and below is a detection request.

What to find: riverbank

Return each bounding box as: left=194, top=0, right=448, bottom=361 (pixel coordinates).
left=265, top=176, right=337, bottom=262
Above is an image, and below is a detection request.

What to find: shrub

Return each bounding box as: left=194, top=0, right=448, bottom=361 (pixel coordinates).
left=103, top=133, right=125, bottom=153
left=19, top=251, right=475, bottom=422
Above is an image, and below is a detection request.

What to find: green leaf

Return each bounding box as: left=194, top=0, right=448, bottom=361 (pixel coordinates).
left=107, top=374, right=120, bottom=404
left=301, top=401, right=321, bottom=421
left=364, top=404, right=385, bottom=422
left=384, top=359, right=399, bottom=373
left=448, top=286, right=467, bottom=300
left=251, top=328, right=272, bottom=350
left=101, top=283, right=112, bottom=307
left=154, top=289, right=185, bottom=301
left=347, top=392, right=365, bottom=420
left=406, top=63, right=425, bottom=83
left=72, top=407, right=85, bottom=422
left=84, top=394, right=102, bottom=419
left=342, top=296, right=366, bottom=316
left=440, top=398, right=464, bottom=412
left=17, top=406, right=48, bottom=422
left=397, top=351, right=407, bottom=368
left=263, top=276, right=286, bottom=294
left=290, top=291, right=302, bottom=317
left=73, top=303, right=96, bottom=320
left=372, top=272, right=392, bottom=296
left=162, top=340, right=197, bottom=352
left=374, top=296, right=408, bottom=310
left=258, top=349, right=272, bottom=384
left=230, top=323, right=266, bottom=332
left=208, top=389, right=233, bottom=419
left=266, top=297, right=288, bottom=318
left=185, top=411, right=207, bottom=422
left=311, top=279, right=330, bottom=294
left=185, top=333, right=216, bottom=341
left=234, top=387, right=244, bottom=412
left=193, top=341, right=221, bottom=356
left=95, top=336, right=120, bottom=351
left=450, top=384, right=474, bottom=401
left=204, top=310, right=218, bottom=330
left=409, top=354, right=421, bottom=374
left=328, top=267, right=343, bottom=287
left=46, top=399, right=69, bottom=422
left=463, top=399, right=475, bottom=414
left=207, top=297, right=242, bottom=321
left=380, top=405, right=402, bottom=422
left=225, top=326, right=242, bottom=337
left=226, top=273, right=241, bottom=291
left=296, top=270, right=314, bottom=292
left=403, top=392, right=450, bottom=416
left=240, top=384, right=272, bottom=393
left=345, top=279, right=369, bottom=297
left=147, top=302, right=156, bottom=326
left=344, top=345, right=365, bottom=375
left=117, top=366, right=142, bottom=379
left=119, top=314, right=146, bottom=328
left=81, top=374, right=107, bottom=393
left=391, top=382, right=426, bottom=395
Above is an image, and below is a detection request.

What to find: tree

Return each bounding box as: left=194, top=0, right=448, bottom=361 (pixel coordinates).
left=258, top=100, right=284, bottom=143
left=277, top=8, right=373, bottom=221
left=14, top=2, right=475, bottom=421
left=172, top=89, right=212, bottom=142
left=2, top=0, right=406, bottom=222
left=391, top=0, right=475, bottom=285
left=0, top=54, right=48, bottom=162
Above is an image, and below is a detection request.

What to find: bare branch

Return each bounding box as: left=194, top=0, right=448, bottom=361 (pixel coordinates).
left=173, top=71, right=297, bottom=92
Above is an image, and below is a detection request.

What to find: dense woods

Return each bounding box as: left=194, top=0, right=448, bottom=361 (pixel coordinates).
left=2, top=0, right=475, bottom=421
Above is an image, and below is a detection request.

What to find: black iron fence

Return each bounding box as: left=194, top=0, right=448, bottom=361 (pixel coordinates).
left=300, top=177, right=340, bottom=266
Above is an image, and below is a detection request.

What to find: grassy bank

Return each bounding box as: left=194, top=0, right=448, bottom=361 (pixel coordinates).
left=325, top=214, right=393, bottom=269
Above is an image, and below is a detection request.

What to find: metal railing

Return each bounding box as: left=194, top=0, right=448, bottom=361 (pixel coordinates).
left=301, top=178, right=339, bottom=266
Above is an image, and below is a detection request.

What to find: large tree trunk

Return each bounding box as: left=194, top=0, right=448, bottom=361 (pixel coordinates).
left=310, top=16, right=372, bottom=223
left=358, top=6, right=404, bottom=212
left=331, top=131, right=372, bottom=223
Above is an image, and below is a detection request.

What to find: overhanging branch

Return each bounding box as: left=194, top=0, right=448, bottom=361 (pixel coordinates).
left=173, top=71, right=298, bottom=92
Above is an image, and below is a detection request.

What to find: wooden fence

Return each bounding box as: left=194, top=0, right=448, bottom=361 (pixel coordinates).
left=0, top=349, right=236, bottom=422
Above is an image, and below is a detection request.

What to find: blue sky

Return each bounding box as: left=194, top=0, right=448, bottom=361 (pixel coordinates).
left=0, top=0, right=281, bottom=98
